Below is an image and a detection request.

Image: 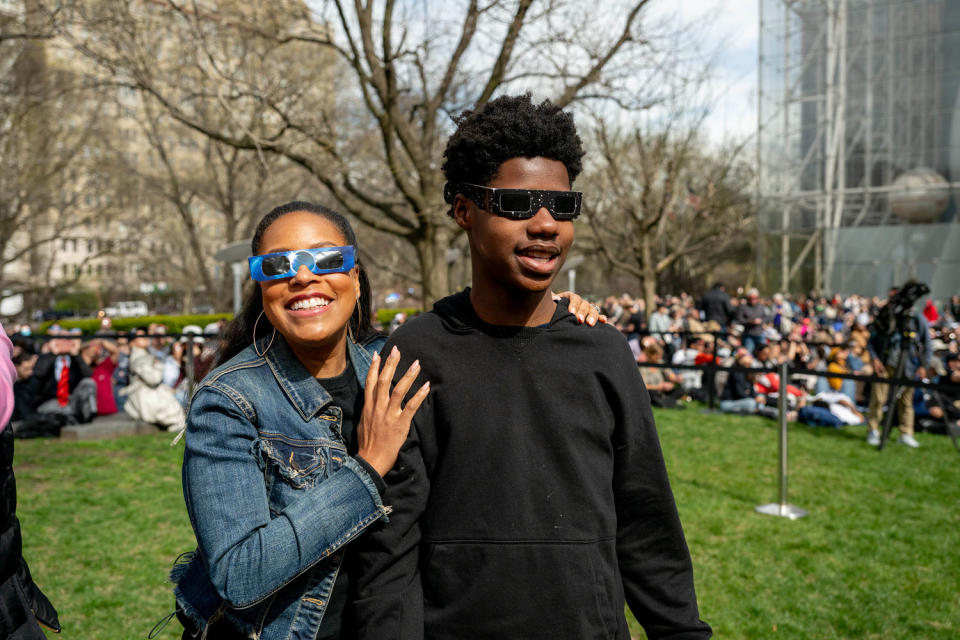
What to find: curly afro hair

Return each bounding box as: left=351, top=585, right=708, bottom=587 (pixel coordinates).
left=442, top=94, right=585, bottom=188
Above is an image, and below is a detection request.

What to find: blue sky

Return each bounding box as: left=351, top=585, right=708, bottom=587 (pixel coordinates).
left=650, top=0, right=760, bottom=143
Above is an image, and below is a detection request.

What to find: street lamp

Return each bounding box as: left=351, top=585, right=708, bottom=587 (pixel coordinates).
left=214, top=241, right=251, bottom=317
left=563, top=255, right=585, bottom=294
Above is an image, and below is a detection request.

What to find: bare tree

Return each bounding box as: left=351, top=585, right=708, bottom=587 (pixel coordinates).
left=122, top=93, right=312, bottom=312
left=0, top=2, right=125, bottom=311
left=580, top=118, right=754, bottom=316
left=69, top=0, right=667, bottom=304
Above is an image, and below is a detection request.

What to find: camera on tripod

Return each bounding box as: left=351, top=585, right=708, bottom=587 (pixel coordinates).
left=872, top=280, right=930, bottom=351
left=872, top=280, right=931, bottom=451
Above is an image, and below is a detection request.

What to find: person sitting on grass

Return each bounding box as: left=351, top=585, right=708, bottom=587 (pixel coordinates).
left=120, top=328, right=185, bottom=433
left=640, top=341, right=686, bottom=408
left=29, top=326, right=97, bottom=425
left=79, top=338, right=119, bottom=417
left=719, top=349, right=787, bottom=420
left=351, top=94, right=711, bottom=640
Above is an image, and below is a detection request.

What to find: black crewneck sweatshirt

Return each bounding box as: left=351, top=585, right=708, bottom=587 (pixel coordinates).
left=353, top=289, right=710, bottom=639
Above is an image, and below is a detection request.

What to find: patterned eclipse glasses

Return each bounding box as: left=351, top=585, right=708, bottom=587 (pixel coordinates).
left=444, top=182, right=582, bottom=220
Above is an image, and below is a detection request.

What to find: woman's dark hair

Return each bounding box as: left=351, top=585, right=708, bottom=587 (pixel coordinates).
left=218, top=201, right=378, bottom=365
left=441, top=93, right=585, bottom=187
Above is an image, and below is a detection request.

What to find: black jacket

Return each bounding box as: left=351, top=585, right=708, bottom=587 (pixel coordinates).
left=353, top=290, right=710, bottom=640
left=721, top=370, right=754, bottom=401
left=29, top=354, right=91, bottom=409
left=698, top=287, right=732, bottom=326
left=0, top=427, right=61, bottom=638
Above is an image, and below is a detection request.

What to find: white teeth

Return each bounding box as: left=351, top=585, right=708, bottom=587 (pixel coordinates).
left=290, top=297, right=331, bottom=311
left=522, top=250, right=554, bottom=260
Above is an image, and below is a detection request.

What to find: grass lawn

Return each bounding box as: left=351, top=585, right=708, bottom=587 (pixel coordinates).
left=12, top=410, right=960, bottom=639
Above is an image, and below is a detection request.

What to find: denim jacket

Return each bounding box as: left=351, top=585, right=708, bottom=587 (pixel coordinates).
left=172, top=333, right=388, bottom=640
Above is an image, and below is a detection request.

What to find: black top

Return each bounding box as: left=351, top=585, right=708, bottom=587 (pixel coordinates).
left=699, top=287, right=733, bottom=326
left=1, top=427, right=61, bottom=637
left=721, top=369, right=754, bottom=401
left=352, top=289, right=711, bottom=640
left=735, top=303, right=768, bottom=337
left=627, top=310, right=647, bottom=333
left=28, top=354, right=92, bottom=408
left=315, top=363, right=361, bottom=640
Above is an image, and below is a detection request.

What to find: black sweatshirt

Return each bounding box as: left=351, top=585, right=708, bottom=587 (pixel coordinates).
left=352, top=290, right=711, bottom=640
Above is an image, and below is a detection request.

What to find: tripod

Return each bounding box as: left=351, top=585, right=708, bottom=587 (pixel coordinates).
left=877, top=315, right=917, bottom=452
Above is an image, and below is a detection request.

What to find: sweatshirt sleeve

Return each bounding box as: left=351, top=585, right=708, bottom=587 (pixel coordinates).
left=351, top=344, right=432, bottom=640
left=608, top=345, right=712, bottom=639
left=352, top=430, right=429, bottom=639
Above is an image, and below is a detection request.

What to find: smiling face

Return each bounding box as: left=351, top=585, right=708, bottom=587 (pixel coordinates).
left=257, top=211, right=360, bottom=360
left=455, top=156, right=574, bottom=298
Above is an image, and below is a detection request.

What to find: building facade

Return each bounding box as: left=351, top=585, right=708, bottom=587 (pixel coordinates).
left=758, top=0, right=960, bottom=299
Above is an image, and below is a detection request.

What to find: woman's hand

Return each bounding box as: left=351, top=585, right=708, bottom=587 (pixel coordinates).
left=553, top=291, right=606, bottom=326
left=356, top=346, right=430, bottom=478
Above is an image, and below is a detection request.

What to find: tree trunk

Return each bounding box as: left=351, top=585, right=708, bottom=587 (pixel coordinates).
left=640, top=233, right=656, bottom=321
left=414, top=224, right=454, bottom=308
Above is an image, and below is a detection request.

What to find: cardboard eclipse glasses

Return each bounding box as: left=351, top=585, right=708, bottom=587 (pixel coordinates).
left=444, top=182, right=582, bottom=220
left=248, top=246, right=355, bottom=282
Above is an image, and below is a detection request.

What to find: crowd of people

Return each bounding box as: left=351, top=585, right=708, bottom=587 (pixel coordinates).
left=5, top=285, right=959, bottom=445
left=601, top=284, right=960, bottom=445
left=4, top=320, right=226, bottom=437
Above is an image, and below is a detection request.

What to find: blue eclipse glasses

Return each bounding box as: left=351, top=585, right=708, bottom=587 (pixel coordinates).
left=248, top=245, right=356, bottom=282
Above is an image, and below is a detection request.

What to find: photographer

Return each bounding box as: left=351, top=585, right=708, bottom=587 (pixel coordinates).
left=865, top=282, right=935, bottom=448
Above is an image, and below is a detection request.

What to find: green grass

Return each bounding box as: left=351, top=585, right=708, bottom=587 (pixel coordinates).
left=13, top=411, right=960, bottom=639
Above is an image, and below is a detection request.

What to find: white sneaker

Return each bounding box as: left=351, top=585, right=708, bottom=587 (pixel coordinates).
left=866, top=430, right=880, bottom=446
left=898, top=433, right=920, bottom=448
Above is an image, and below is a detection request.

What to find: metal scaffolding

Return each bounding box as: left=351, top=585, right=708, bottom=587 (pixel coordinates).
left=758, top=0, right=960, bottom=298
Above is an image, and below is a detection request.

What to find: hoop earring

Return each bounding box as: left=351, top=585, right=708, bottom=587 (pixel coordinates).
left=253, top=310, right=276, bottom=357
left=347, top=294, right=360, bottom=344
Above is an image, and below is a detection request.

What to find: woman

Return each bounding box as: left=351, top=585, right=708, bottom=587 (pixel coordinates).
left=638, top=341, right=685, bottom=408
left=171, top=201, right=600, bottom=639
left=170, top=201, right=430, bottom=640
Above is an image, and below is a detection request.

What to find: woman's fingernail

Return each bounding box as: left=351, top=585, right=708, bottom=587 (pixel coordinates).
left=391, top=346, right=399, bottom=357
left=372, top=352, right=380, bottom=361
left=578, top=314, right=584, bottom=322
left=588, top=317, right=596, bottom=326
left=412, top=360, right=420, bottom=370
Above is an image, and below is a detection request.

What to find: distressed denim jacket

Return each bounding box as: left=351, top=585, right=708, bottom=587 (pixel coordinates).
left=172, top=333, right=388, bottom=640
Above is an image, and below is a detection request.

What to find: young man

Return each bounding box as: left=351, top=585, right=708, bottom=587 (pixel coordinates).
left=353, top=95, right=711, bottom=639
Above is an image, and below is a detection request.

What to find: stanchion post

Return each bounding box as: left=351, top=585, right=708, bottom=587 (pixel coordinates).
left=706, top=335, right=718, bottom=411
left=756, top=361, right=808, bottom=520
left=186, top=339, right=196, bottom=401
